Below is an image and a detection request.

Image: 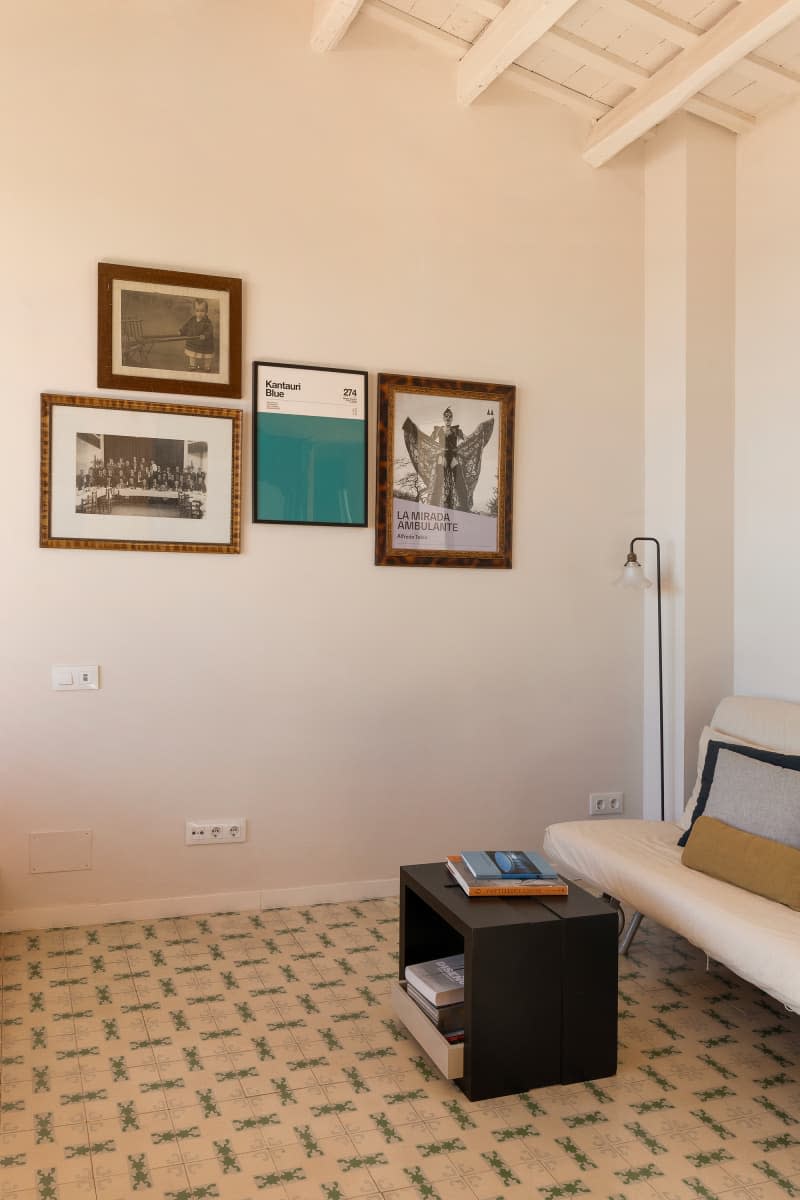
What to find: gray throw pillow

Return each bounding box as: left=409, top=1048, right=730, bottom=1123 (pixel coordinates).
left=704, top=748, right=800, bottom=849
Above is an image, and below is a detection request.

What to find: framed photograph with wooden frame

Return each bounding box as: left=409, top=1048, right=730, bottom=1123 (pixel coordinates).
left=97, top=262, right=242, bottom=398
left=375, top=373, right=515, bottom=568
left=40, top=393, right=242, bottom=554
left=253, top=360, right=368, bottom=527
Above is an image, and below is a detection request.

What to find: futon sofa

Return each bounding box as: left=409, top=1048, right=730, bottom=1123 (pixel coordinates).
left=543, top=696, right=800, bottom=1015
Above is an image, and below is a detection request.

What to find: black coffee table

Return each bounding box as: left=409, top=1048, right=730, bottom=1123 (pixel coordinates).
left=396, top=862, right=618, bottom=1101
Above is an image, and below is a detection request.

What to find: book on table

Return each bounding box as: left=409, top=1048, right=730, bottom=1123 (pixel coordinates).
left=460, top=849, right=559, bottom=880
left=447, top=855, right=569, bottom=897
left=404, top=953, right=464, bottom=1006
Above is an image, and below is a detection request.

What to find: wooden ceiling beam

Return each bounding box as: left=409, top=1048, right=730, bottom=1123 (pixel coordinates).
left=457, top=0, right=583, bottom=104
left=310, top=0, right=366, bottom=52
left=362, top=0, right=606, bottom=116
left=603, top=0, right=800, bottom=92
left=584, top=0, right=800, bottom=165
left=359, top=0, right=753, bottom=135
left=685, top=93, right=756, bottom=132
left=542, top=28, right=754, bottom=132
left=461, top=0, right=506, bottom=18
left=602, top=0, right=697, bottom=47
left=541, top=26, right=650, bottom=85
left=745, top=51, right=800, bottom=90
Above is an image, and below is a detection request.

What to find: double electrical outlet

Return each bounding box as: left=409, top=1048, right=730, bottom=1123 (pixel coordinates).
left=185, top=818, right=247, bottom=845
left=589, top=792, right=624, bottom=816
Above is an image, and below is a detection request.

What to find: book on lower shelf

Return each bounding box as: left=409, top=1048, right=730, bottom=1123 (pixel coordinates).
left=447, top=855, right=569, bottom=897
left=403, top=953, right=464, bottom=1006
left=405, top=982, right=465, bottom=1034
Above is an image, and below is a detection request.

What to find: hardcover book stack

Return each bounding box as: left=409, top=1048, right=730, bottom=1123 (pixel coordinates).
left=446, top=850, right=568, bottom=897
left=404, top=954, right=465, bottom=1043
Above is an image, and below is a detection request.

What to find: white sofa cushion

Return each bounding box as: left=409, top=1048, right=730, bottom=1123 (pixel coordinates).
left=543, top=817, right=800, bottom=1013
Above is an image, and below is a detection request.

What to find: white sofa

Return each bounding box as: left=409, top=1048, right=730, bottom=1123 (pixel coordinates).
left=543, top=696, right=800, bottom=1015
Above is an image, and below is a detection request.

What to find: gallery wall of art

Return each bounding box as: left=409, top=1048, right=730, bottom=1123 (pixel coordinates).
left=0, top=0, right=646, bottom=924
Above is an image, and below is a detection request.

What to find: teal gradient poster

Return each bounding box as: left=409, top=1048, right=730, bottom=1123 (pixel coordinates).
left=253, top=363, right=367, bottom=526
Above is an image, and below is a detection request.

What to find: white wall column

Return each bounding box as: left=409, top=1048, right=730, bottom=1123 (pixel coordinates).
left=643, top=113, right=735, bottom=819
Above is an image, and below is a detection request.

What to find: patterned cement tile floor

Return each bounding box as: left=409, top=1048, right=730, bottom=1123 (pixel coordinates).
left=1, top=897, right=799, bottom=1200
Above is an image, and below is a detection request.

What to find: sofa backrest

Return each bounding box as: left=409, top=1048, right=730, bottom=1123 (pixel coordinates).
left=679, top=694, right=800, bottom=829
left=711, top=696, right=800, bottom=755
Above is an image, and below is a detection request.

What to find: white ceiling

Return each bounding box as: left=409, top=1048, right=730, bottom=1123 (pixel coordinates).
left=310, top=0, right=800, bottom=163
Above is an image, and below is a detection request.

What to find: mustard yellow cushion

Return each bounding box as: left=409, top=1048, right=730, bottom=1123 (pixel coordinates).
left=681, top=815, right=800, bottom=910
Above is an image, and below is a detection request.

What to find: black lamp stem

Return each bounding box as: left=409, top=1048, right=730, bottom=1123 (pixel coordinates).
left=630, top=537, right=664, bottom=822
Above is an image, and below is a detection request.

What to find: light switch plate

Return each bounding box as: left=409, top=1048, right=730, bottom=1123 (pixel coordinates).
left=52, top=665, right=100, bottom=690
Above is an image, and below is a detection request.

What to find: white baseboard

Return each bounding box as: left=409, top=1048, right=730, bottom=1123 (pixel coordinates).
left=0, top=877, right=399, bottom=932
left=258, top=877, right=398, bottom=910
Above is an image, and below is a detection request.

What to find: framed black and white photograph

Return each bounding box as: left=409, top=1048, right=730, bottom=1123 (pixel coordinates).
left=375, top=373, right=515, bottom=568
left=40, top=393, right=242, bottom=553
left=97, top=263, right=242, bottom=398
left=253, top=361, right=368, bottom=527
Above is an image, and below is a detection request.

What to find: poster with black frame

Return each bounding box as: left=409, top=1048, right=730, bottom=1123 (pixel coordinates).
left=252, top=361, right=368, bottom=527
left=40, top=393, right=242, bottom=554
left=375, top=373, right=515, bottom=568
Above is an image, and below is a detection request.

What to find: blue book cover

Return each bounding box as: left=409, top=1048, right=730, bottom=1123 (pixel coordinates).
left=461, top=850, right=559, bottom=880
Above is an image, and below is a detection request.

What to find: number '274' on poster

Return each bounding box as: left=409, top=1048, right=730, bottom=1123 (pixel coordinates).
left=253, top=361, right=368, bottom=527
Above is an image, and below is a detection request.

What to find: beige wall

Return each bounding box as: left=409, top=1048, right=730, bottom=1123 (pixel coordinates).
left=736, top=101, right=800, bottom=703
left=0, top=0, right=645, bottom=923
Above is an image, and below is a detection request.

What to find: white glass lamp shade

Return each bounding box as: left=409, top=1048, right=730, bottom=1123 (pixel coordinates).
left=616, top=555, right=653, bottom=589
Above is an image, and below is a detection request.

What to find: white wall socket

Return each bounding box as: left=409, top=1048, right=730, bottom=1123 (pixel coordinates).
left=185, top=818, right=247, bottom=845
left=589, top=792, right=624, bottom=816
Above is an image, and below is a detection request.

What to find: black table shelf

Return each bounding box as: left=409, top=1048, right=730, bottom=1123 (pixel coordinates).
left=394, top=862, right=618, bottom=1101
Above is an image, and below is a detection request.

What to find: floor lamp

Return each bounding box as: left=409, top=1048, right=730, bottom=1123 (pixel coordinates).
left=619, top=537, right=665, bottom=823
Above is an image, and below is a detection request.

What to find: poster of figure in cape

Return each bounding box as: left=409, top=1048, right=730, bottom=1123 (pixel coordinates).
left=392, top=392, right=499, bottom=553
left=375, top=373, right=514, bottom=569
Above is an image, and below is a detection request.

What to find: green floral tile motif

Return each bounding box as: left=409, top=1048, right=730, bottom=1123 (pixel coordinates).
left=630, top=1097, right=673, bottom=1114
left=753, top=1158, right=800, bottom=1194
left=36, top=1168, right=59, bottom=1200
left=482, top=1149, right=521, bottom=1185
left=683, top=1174, right=719, bottom=1198
left=685, top=1147, right=734, bottom=1167
left=128, top=1152, right=152, bottom=1190
left=254, top=1167, right=304, bottom=1188
left=623, top=1119, right=666, bottom=1154
left=1, top=896, right=799, bottom=1200
left=494, top=1123, right=538, bottom=1140
left=755, top=1132, right=800, bottom=1152
left=444, top=1099, right=476, bottom=1129
left=562, top=1111, right=605, bottom=1128
left=418, top=1137, right=466, bottom=1156
left=403, top=1165, right=441, bottom=1198
left=554, top=1136, right=596, bottom=1171
left=615, top=1163, right=663, bottom=1184
left=538, top=1182, right=590, bottom=1199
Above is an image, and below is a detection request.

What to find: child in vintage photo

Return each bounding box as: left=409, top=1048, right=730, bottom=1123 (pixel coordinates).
left=180, top=298, right=215, bottom=372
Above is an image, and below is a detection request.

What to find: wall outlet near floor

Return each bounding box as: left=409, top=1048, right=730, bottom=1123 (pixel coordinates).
left=589, top=792, right=624, bottom=817
left=185, top=819, right=247, bottom=845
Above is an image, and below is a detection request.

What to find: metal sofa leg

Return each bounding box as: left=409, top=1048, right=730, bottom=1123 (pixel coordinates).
left=601, top=893, right=624, bottom=937
left=619, top=911, right=644, bottom=956
left=599, top=894, right=644, bottom=953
